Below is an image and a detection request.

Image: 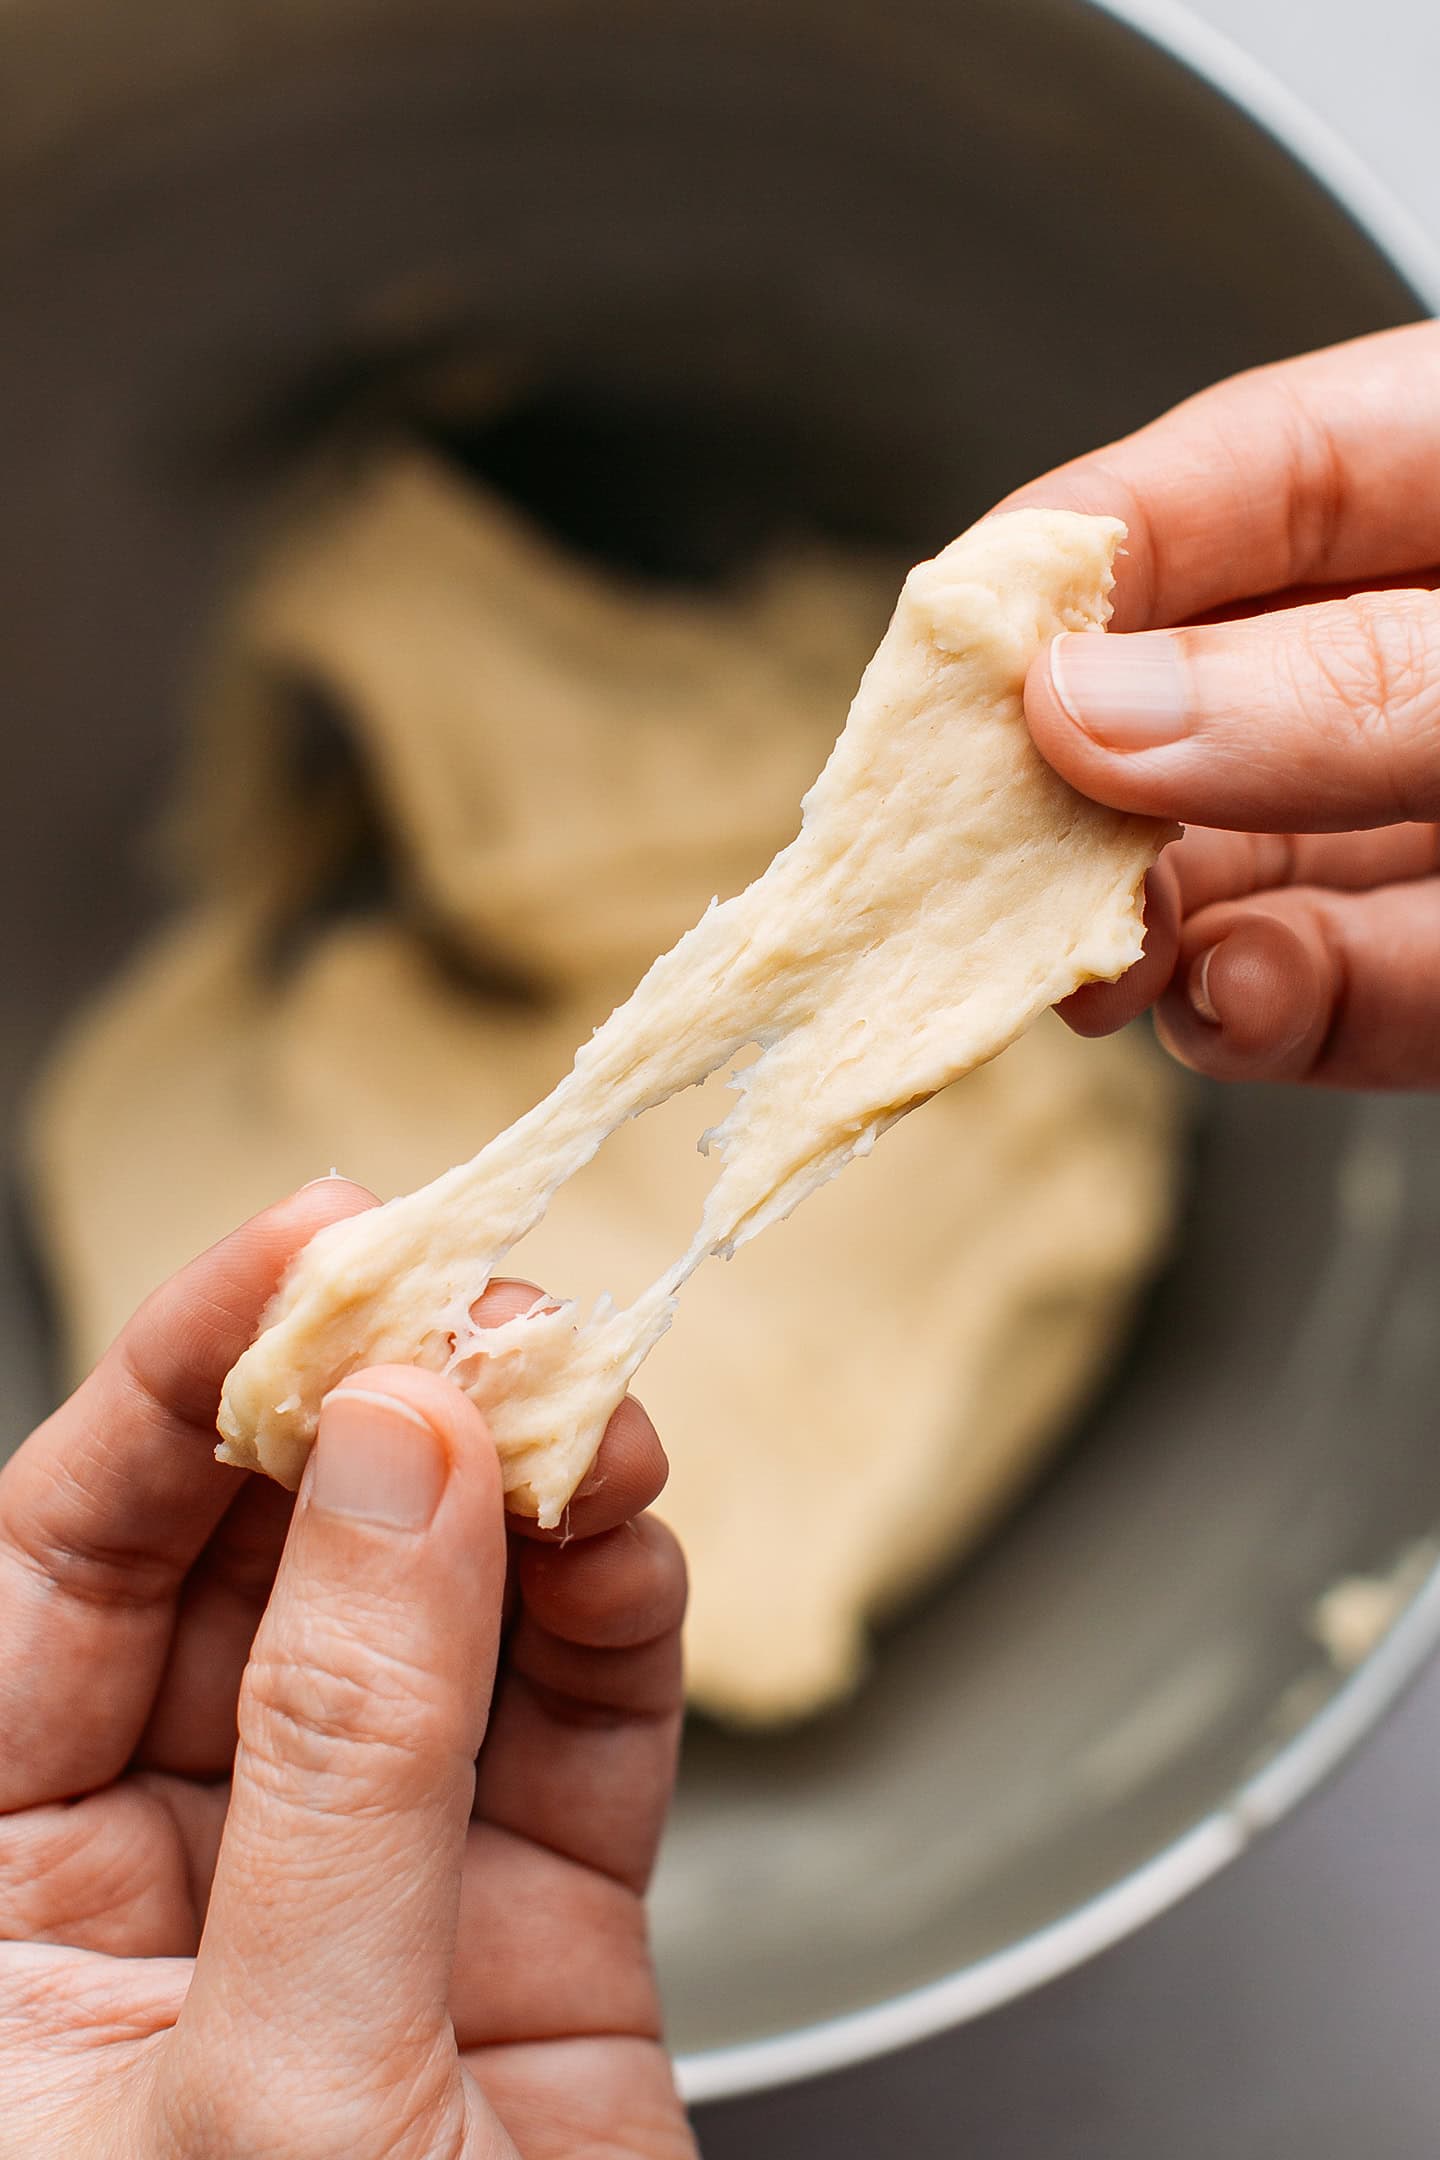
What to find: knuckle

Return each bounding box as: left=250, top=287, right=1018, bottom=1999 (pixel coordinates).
left=238, top=1616, right=460, bottom=1807
left=515, top=1623, right=686, bottom=1724
left=1297, top=594, right=1440, bottom=815
left=2, top=1457, right=182, bottom=1614
left=1271, top=375, right=1349, bottom=583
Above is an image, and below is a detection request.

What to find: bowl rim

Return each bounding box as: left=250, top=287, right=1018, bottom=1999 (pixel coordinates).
left=681, top=1557, right=1440, bottom=2102
left=677, top=0, right=1440, bottom=2105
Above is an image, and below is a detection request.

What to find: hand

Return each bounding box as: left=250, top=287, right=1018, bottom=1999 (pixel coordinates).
left=0, top=1181, right=695, bottom=2159
left=1010, top=319, right=1440, bottom=1087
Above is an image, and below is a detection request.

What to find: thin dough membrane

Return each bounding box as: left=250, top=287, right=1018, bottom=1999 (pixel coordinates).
left=218, top=507, right=1169, bottom=1524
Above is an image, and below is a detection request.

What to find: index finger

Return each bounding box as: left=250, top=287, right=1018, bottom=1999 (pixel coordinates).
left=0, top=1178, right=375, bottom=1809
left=995, top=320, right=1440, bottom=629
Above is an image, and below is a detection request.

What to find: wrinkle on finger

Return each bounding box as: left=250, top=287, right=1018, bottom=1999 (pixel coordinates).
left=518, top=1518, right=687, bottom=1654
left=506, top=1632, right=685, bottom=1728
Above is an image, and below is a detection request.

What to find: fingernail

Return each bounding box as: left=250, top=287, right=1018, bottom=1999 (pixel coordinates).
left=302, top=1168, right=347, bottom=1189
left=1049, top=631, right=1190, bottom=749
left=310, top=1388, right=447, bottom=1530
left=1190, top=945, right=1222, bottom=1025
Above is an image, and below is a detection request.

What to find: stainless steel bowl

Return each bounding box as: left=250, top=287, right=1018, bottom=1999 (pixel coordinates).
left=3, top=0, right=1438, bottom=2106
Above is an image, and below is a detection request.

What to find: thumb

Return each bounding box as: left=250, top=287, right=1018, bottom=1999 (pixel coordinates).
left=172, top=1368, right=505, bottom=2145
left=1025, top=589, right=1440, bottom=833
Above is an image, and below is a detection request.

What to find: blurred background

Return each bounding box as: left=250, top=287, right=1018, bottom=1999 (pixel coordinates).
left=3, top=1, right=1440, bottom=2153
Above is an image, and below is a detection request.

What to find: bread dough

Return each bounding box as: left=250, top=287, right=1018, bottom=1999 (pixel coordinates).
left=28, top=461, right=1178, bottom=1722
left=215, top=500, right=1170, bottom=1525
left=182, top=456, right=887, bottom=988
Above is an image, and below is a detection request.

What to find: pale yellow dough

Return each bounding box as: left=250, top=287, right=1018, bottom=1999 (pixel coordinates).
left=215, top=498, right=1168, bottom=1516
left=29, top=461, right=1178, bottom=1722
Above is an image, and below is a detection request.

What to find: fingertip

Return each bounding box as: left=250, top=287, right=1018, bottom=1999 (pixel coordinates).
left=469, top=1277, right=557, bottom=1329
left=326, top=1361, right=504, bottom=1510
left=107, top=1180, right=383, bottom=1435
left=237, top=1176, right=379, bottom=1296
left=309, top=1381, right=451, bottom=1532
left=508, top=1393, right=668, bottom=1543
left=1190, top=913, right=1327, bottom=1060
left=1155, top=907, right=1334, bottom=1082
left=275, top=1175, right=379, bottom=1241
left=1025, top=635, right=1187, bottom=819
left=1055, top=978, right=1136, bottom=1036
left=1024, top=639, right=1093, bottom=782
left=576, top=1394, right=668, bottom=1513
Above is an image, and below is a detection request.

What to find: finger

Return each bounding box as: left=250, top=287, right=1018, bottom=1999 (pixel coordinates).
left=135, top=1476, right=297, bottom=1777
left=177, top=1367, right=504, bottom=2127
left=1166, top=821, right=1440, bottom=915
left=1156, top=879, right=1440, bottom=1088
left=0, top=1179, right=375, bottom=1811
left=0, top=1768, right=224, bottom=1957
left=1025, top=590, right=1440, bottom=832
left=468, top=1281, right=669, bottom=1541
left=0, top=1937, right=189, bottom=2049
left=1192, top=566, right=1440, bottom=627
left=1056, top=825, right=1440, bottom=1047
left=509, top=1395, right=669, bottom=1543
left=449, top=1518, right=683, bottom=2045
left=469, top=1516, right=686, bottom=1894
left=1056, top=854, right=1181, bottom=1037
left=455, top=2035, right=685, bottom=2160
left=996, top=321, right=1440, bottom=629
left=449, top=1824, right=662, bottom=2052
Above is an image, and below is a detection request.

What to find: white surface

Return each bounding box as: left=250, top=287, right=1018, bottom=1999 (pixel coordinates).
left=1094, top=0, right=1440, bottom=302
left=1196, top=0, right=1440, bottom=245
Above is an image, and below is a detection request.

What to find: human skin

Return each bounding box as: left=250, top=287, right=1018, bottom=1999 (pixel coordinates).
left=0, top=1178, right=697, bottom=2160
left=1011, top=320, right=1440, bottom=1090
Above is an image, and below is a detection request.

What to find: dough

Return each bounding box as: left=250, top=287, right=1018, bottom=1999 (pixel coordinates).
left=182, top=456, right=886, bottom=987
left=215, top=503, right=1170, bottom=1525
left=29, top=460, right=1179, bottom=1721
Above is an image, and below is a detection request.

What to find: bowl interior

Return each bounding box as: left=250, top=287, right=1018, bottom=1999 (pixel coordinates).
left=1, top=0, right=1436, bottom=2079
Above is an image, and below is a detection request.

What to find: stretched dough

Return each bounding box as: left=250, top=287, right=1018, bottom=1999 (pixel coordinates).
left=31, top=465, right=1176, bottom=1718
left=31, top=914, right=1173, bottom=1720
left=216, top=507, right=1169, bottom=1524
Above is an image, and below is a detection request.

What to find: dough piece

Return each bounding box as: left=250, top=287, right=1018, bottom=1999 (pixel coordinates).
left=184, top=455, right=887, bottom=987
left=216, top=508, right=1169, bottom=1524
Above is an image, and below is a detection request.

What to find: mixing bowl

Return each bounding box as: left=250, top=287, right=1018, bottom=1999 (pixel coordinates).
left=3, top=0, right=1438, bottom=2105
